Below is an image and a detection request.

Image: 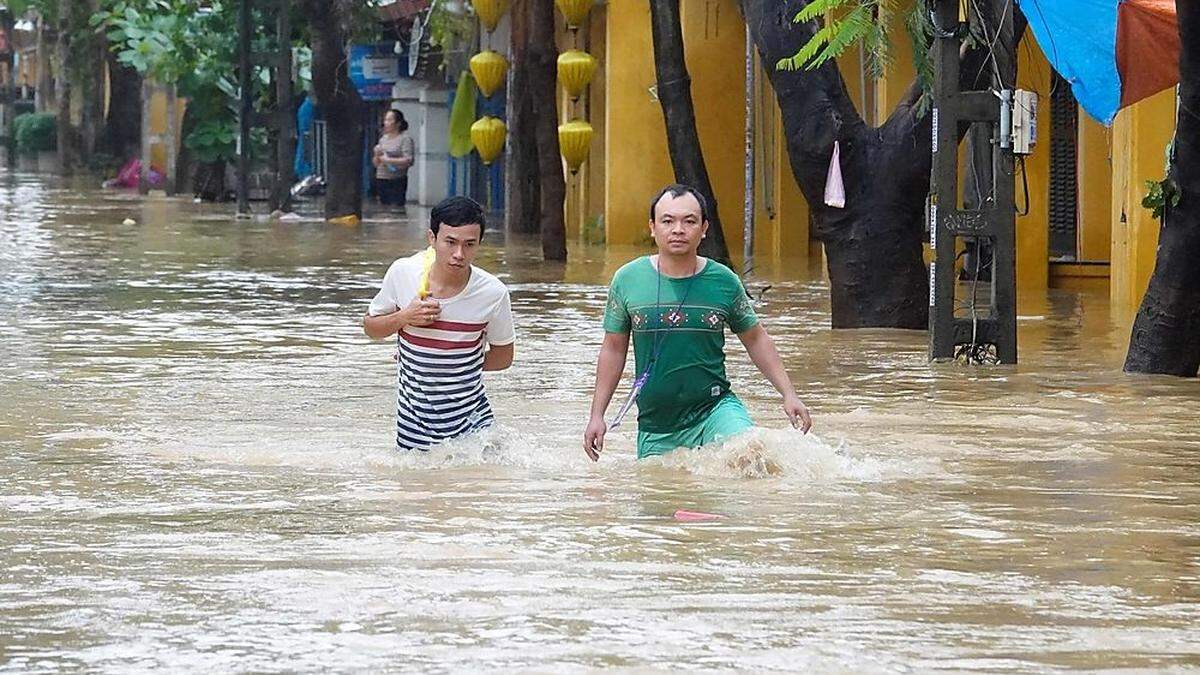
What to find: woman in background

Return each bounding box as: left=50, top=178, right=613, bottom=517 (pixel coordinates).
left=373, top=109, right=416, bottom=215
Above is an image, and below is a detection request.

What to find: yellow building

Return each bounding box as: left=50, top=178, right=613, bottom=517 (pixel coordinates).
left=562, top=0, right=1176, bottom=313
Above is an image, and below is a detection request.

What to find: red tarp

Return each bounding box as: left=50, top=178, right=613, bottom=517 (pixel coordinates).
left=1117, top=0, right=1180, bottom=108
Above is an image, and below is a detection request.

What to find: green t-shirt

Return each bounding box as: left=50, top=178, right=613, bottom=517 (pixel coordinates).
left=603, top=256, right=758, bottom=433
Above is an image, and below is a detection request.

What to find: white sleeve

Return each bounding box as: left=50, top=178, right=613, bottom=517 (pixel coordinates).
left=485, top=289, right=516, bottom=346
left=368, top=261, right=409, bottom=316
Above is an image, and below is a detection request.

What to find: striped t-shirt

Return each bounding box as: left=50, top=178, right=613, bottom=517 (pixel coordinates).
left=369, top=251, right=515, bottom=450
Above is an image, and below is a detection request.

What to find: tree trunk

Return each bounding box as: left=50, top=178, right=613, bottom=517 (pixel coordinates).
left=79, top=0, right=105, bottom=164
left=1124, top=3, right=1200, bottom=376
left=34, top=17, right=52, bottom=113
left=300, top=0, right=364, bottom=220
left=101, top=50, right=142, bottom=161
left=505, top=0, right=541, bottom=235
left=54, top=14, right=73, bottom=173
left=530, top=0, right=566, bottom=260
left=742, top=0, right=1014, bottom=329
left=270, top=2, right=296, bottom=213
left=176, top=102, right=198, bottom=196
left=649, top=0, right=732, bottom=268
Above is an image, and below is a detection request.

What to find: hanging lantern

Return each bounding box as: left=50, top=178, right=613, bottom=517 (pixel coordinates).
left=470, top=0, right=508, bottom=32
left=469, top=51, right=508, bottom=98
left=557, top=50, right=597, bottom=101
left=471, top=116, right=508, bottom=164
left=554, top=0, right=592, bottom=28
left=558, top=119, right=593, bottom=174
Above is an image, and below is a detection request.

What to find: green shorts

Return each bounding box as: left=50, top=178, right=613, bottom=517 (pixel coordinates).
left=636, top=394, right=755, bottom=460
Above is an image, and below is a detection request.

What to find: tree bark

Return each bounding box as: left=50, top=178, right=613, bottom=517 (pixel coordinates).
left=101, top=50, right=142, bottom=161
left=505, top=0, right=541, bottom=235
left=300, top=0, right=364, bottom=220
left=34, top=17, right=52, bottom=113
left=54, top=13, right=73, bottom=173
left=649, top=0, right=732, bottom=268
left=270, top=1, right=296, bottom=213
left=1124, top=3, right=1200, bottom=376
left=79, top=0, right=105, bottom=163
left=742, top=0, right=1014, bottom=329
left=530, top=0, right=566, bottom=260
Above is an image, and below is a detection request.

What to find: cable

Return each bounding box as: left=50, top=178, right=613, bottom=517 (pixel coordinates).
left=1016, top=154, right=1030, bottom=216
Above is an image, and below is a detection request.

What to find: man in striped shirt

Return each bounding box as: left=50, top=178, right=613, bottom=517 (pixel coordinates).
left=363, top=197, right=515, bottom=451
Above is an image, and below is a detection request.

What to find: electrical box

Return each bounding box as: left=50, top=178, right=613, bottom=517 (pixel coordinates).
left=1011, top=89, right=1038, bottom=155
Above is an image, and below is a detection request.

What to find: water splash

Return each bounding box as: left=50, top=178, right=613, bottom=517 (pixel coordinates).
left=648, top=426, right=917, bottom=483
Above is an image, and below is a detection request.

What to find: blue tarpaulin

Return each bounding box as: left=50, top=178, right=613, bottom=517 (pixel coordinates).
left=1017, top=0, right=1122, bottom=124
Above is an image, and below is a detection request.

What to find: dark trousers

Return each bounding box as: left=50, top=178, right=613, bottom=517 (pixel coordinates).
left=375, top=175, right=408, bottom=207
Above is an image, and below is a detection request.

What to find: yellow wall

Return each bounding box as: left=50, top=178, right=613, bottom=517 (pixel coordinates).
left=1077, top=114, right=1112, bottom=261
left=603, top=0, right=674, bottom=246
left=873, top=7, right=915, bottom=124
left=680, top=0, right=752, bottom=258
left=1110, top=88, right=1175, bottom=314
left=1015, top=36, right=1050, bottom=294
left=603, top=0, right=813, bottom=261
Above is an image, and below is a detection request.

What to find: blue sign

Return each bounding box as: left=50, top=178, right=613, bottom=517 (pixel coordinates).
left=349, top=44, right=405, bottom=101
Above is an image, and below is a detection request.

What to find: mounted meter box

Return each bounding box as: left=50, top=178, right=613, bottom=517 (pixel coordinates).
left=1011, top=89, right=1038, bottom=155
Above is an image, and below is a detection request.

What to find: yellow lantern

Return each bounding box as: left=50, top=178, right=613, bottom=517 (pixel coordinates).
left=471, top=0, right=508, bottom=32
left=558, top=119, right=593, bottom=174
left=469, top=51, right=508, bottom=98
left=471, top=116, right=507, bottom=164
left=554, top=0, right=592, bottom=28
left=557, top=50, right=596, bottom=100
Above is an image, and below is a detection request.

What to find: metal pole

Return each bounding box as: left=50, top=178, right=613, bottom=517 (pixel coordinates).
left=237, top=0, right=252, bottom=217
left=275, top=0, right=295, bottom=212
left=742, top=22, right=755, bottom=277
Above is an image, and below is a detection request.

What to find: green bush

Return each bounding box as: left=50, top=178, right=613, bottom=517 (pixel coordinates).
left=14, top=113, right=57, bottom=155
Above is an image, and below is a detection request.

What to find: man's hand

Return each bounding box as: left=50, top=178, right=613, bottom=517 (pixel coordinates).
left=783, top=394, right=812, bottom=433
left=583, top=415, right=607, bottom=461
left=403, top=297, right=440, bottom=326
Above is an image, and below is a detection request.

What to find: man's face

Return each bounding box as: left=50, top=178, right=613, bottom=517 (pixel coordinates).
left=649, top=192, right=708, bottom=256
left=427, top=223, right=483, bottom=271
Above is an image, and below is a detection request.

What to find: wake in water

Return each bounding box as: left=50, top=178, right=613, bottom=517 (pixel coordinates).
left=647, top=426, right=906, bottom=484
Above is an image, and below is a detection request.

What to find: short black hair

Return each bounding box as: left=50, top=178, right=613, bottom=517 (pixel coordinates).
left=387, top=109, right=409, bottom=132
left=430, top=196, right=486, bottom=238
left=649, top=183, right=709, bottom=222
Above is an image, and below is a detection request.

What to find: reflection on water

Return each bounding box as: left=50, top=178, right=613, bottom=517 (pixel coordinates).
left=2, top=173, right=1199, bottom=671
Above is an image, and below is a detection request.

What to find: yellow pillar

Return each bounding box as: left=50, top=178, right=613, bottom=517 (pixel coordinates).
left=603, top=0, right=672, bottom=245
left=1015, top=36, right=1050, bottom=293
left=1110, top=88, right=1175, bottom=313
left=559, top=7, right=607, bottom=243
left=1076, top=113, right=1112, bottom=262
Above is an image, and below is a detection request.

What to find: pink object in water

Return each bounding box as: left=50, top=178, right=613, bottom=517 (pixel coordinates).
left=674, top=509, right=724, bottom=522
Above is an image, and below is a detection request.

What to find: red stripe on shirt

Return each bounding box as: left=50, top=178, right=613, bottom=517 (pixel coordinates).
left=400, top=329, right=484, bottom=350
left=427, top=319, right=488, bottom=332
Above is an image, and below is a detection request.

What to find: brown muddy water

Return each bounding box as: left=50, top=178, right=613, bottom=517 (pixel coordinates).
left=1, top=174, right=1198, bottom=672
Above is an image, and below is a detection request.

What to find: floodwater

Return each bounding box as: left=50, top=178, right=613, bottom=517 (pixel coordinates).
left=1, top=173, right=1198, bottom=672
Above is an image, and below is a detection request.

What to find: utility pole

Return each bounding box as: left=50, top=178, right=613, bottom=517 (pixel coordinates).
left=237, top=0, right=253, bottom=217
left=928, top=0, right=1018, bottom=364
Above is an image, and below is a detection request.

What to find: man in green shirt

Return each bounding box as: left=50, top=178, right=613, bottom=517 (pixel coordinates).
left=583, top=183, right=812, bottom=461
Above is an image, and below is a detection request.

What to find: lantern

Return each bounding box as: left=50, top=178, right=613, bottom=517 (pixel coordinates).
left=471, top=116, right=508, bottom=164
left=469, top=51, right=508, bottom=98
left=558, top=119, right=593, bottom=174
left=554, top=0, right=592, bottom=28
left=557, top=50, right=597, bottom=100
left=470, top=0, right=508, bottom=32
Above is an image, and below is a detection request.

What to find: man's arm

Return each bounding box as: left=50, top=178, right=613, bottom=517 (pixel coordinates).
left=583, top=331, right=631, bottom=461
left=363, top=298, right=439, bottom=340
left=737, top=324, right=812, bottom=432
left=483, top=343, right=514, bottom=371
